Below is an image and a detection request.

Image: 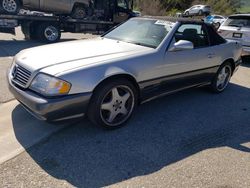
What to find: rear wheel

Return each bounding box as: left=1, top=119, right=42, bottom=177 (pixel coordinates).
left=210, top=63, right=232, bottom=93
left=36, top=23, right=61, bottom=43
left=71, top=5, right=87, bottom=19
left=21, top=24, right=38, bottom=40
left=1, top=0, right=20, bottom=14
left=88, top=79, right=138, bottom=129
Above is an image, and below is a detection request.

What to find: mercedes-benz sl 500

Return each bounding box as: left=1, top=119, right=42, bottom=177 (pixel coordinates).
left=8, top=17, right=242, bottom=128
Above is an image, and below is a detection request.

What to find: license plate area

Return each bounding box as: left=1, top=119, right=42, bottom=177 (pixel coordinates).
left=233, top=33, right=242, bottom=38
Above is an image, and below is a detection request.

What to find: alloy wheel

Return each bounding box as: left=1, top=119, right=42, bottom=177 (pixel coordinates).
left=100, top=85, right=135, bottom=127
left=2, top=0, right=17, bottom=13
left=216, top=65, right=231, bottom=91
left=44, top=26, right=59, bottom=42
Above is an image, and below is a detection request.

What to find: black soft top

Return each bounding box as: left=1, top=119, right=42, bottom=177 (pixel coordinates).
left=228, top=14, right=250, bottom=19
left=140, top=16, right=204, bottom=24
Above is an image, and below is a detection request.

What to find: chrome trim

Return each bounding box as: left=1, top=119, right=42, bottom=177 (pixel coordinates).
left=141, top=82, right=210, bottom=104
left=12, top=65, right=32, bottom=88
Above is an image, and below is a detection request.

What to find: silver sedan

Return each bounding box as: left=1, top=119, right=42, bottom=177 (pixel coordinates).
left=8, top=17, right=242, bottom=128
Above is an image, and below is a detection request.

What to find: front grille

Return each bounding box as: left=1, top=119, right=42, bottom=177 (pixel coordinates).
left=12, top=65, right=32, bottom=87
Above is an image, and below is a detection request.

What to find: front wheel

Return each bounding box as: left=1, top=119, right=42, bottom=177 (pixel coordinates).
left=88, top=79, right=138, bottom=129
left=210, top=63, right=232, bottom=93
left=1, top=0, right=20, bottom=14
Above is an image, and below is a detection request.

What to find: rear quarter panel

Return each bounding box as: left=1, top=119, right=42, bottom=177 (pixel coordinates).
left=219, top=40, right=242, bottom=63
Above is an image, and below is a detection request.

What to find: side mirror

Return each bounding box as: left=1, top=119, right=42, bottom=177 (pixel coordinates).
left=169, top=40, right=194, bottom=52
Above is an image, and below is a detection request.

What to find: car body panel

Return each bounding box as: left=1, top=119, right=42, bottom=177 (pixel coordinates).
left=22, top=0, right=90, bottom=14
left=8, top=17, right=242, bottom=121
left=219, top=14, right=250, bottom=56
left=15, top=38, right=153, bottom=73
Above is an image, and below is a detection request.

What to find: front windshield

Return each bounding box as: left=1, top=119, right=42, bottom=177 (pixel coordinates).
left=104, top=18, right=174, bottom=48
left=224, top=17, right=250, bottom=28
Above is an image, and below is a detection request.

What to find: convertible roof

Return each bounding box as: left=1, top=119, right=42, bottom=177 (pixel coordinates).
left=228, top=14, right=250, bottom=19
left=140, top=16, right=204, bottom=24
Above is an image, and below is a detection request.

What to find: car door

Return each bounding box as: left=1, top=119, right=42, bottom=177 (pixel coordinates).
left=113, top=0, right=129, bottom=23
left=40, top=0, right=71, bottom=13
left=159, top=23, right=220, bottom=92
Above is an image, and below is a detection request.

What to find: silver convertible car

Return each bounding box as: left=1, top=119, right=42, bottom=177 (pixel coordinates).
left=8, top=17, right=242, bottom=128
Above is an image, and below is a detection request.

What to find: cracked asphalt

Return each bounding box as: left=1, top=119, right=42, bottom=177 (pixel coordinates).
left=0, top=28, right=250, bottom=188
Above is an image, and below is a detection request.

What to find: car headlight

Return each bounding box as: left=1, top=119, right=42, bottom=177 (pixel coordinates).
left=30, top=74, right=71, bottom=96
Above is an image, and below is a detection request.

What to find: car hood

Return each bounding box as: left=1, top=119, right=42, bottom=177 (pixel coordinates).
left=15, top=38, right=152, bottom=74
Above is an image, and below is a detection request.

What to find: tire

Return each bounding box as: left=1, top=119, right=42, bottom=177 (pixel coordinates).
left=71, top=5, right=87, bottom=19
left=87, top=79, right=138, bottom=129
left=36, top=23, right=61, bottom=43
left=1, top=0, right=20, bottom=14
left=210, top=62, right=232, bottom=93
left=21, top=24, right=37, bottom=40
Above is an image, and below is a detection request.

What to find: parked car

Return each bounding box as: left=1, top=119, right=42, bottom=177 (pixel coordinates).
left=1, top=0, right=135, bottom=20
left=218, top=14, right=250, bottom=57
left=8, top=17, right=242, bottom=128
left=184, top=5, right=211, bottom=17
left=205, top=15, right=227, bottom=28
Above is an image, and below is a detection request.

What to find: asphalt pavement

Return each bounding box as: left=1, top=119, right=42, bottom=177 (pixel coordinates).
left=0, top=28, right=250, bottom=188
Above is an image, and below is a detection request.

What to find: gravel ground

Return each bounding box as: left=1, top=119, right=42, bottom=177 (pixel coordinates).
left=0, top=65, right=249, bottom=188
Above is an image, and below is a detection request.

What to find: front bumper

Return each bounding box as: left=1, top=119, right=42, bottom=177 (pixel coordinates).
left=8, top=79, right=92, bottom=121
left=242, top=46, right=250, bottom=56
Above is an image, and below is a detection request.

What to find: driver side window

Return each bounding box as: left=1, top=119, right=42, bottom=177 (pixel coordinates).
left=174, top=24, right=209, bottom=48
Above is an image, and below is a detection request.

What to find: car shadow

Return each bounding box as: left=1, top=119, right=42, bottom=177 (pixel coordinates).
left=11, top=83, right=250, bottom=187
